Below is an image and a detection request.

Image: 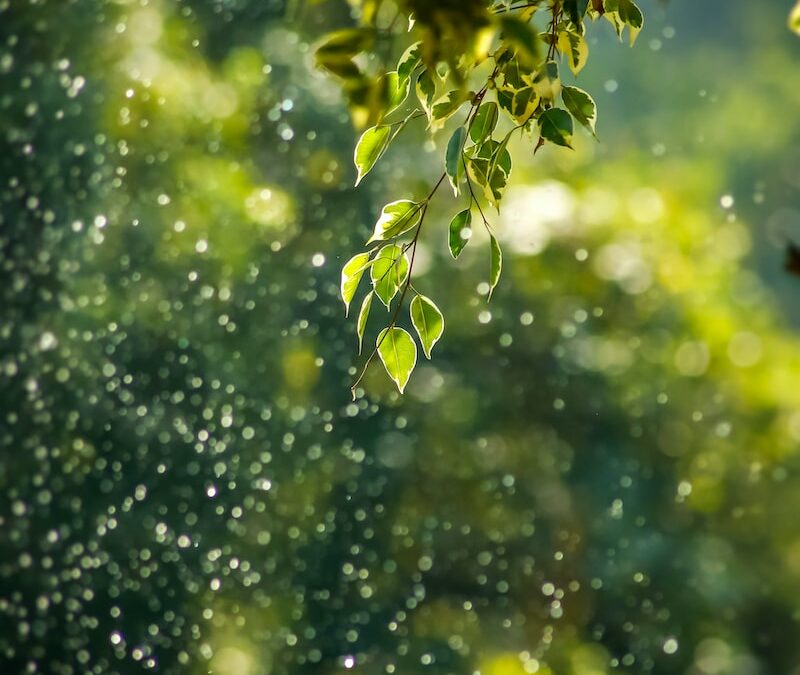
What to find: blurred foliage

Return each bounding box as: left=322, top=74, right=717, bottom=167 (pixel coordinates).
left=1, top=2, right=800, bottom=675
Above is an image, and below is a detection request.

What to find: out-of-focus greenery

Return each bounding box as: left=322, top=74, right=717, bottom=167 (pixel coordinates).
left=1, top=2, right=800, bottom=675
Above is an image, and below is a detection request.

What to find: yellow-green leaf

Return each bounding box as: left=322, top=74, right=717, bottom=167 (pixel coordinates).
left=538, top=107, right=574, bottom=148
left=370, top=244, right=409, bottom=308
left=315, top=28, right=373, bottom=61
left=368, top=200, right=422, bottom=244
left=430, top=90, right=469, bottom=131
left=510, top=86, right=539, bottom=124
left=416, top=69, right=437, bottom=122
left=445, top=127, right=467, bottom=196
left=448, top=209, right=472, bottom=259
left=356, top=292, right=373, bottom=354
left=489, top=234, right=502, bottom=300
left=557, top=29, right=589, bottom=75
left=354, top=125, right=391, bottom=186
left=469, top=101, right=499, bottom=144
left=604, top=0, right=643, bottom=45
left=340, top=252, right=372, bottom=316
left=382, top=70, right=410, bottom=115
left=397, top=41, right=422, bottom=83
left=791, top=0, right=800, bottom=35
left=532, top=60, right=561, bottom=101
left=561, top=85, right=597, bottom=137
left=410, top=294, right=445, bottom=359
left=376, top=327, right=417, bottom=393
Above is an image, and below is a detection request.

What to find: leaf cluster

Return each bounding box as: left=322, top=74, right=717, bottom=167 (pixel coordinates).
left=316, top=0, right=644, bottom=395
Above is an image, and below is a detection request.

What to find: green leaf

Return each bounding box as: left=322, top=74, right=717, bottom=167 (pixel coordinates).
left=532, top=60, right=561, bottom=101
left=316, top=56, right=361, bottom=80
left=556, top=30, right=588, bottom=75
left=445, top=127, right=467, bottom=196
left=538, top=107, right=574, bottom=148
left=382, top=70, right=410, bottom=115
left=397, top=41, right=422, bottom=83
left=790, top=1, right=800, bottom=35
left=563, top=0, right=584, bottom=27
left=604, top=0, right=643, bottom=44
left=410, top=295, right=445, bottom=359
left=499, top=16, right=541, bottom=68
left=354, top=125, right=391, bottom=186
left=430, top=89, right=469, bottom=130
left=368, top=200, right=423, bottom=244
left=487, top=133, right=513, bottom=194
left=469, top=101, right=499, bottom=144
left=356, top=292, right=372, bottom=354
left=561, top=86, right=597, bottom=137
left=467, top=139, right=512, bottom=207
left=510, top=86, right=539, bottom=124
left=340, top=252, right=372, bottom=316
left=370, top=244, right=409, bottom=308
left=448, top=209, right=472, bottom=259
left=416, top=69, right=437, bottom=121
left=501, top=58, right=527, bottom=91
left=376, top=327, right=417, bottom=393
left=496, top=87, right=515, bottom=118
left=618, top=0, right=644, bottom=44
left=315, top=28, right=373, bottom=60
left=489, top=234, right=502, bottom=300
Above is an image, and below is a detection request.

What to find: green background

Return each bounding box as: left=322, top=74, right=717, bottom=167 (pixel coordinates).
left=2, top=1, right=800, bottom=674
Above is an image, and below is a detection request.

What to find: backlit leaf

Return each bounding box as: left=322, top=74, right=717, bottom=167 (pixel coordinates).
left=382, top=70, right=410, bottom=115
left=368, top=199, right=422, bottom=243
left=532, top=60, right=561, bottom=101
left=315, top=28, right=373, bottom=60
left=430, top=90, right=469, bottom=130
left=489, top=234, right=503, bottom=300
left=557, top=30, right=589, bottom=75
left=397, top=41, right=422, bottom=83
left=410, top=294, right=445, bottom=359
left=356, top=292, right=373, bottom=353
left=604, top=0, right=643, bottom=45
left=469, top=101, right=499, bottom=144
left=445, top=127, right=467, bottom=196
left=370, top=244, right=409, bottom=307
left=340, top=252, right=372, bottom=316
left=354, top=125, right=391, bottom=186
left=448, top=209, right=472, bottom=259
left=416, top=69, right=437, bottom=122
left=376, top=327, right=417, bottom=393
left=510, top=86, right=539, bottom=124
left=468, top=139, right=512, bottom=207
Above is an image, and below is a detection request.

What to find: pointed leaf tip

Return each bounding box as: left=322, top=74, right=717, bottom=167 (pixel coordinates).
left=368, top=199, right=422, bottom=244
left=410, top=295, right=445, bottom=359
left=448, top=209, right=472, bottom=259
left=488, top=234, right=502, bottom=300
left=354, top=125, right=391, bottom=186
left=340, top=252, right=372, bottom=316
left=377, top=327, right=417, bottom=393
